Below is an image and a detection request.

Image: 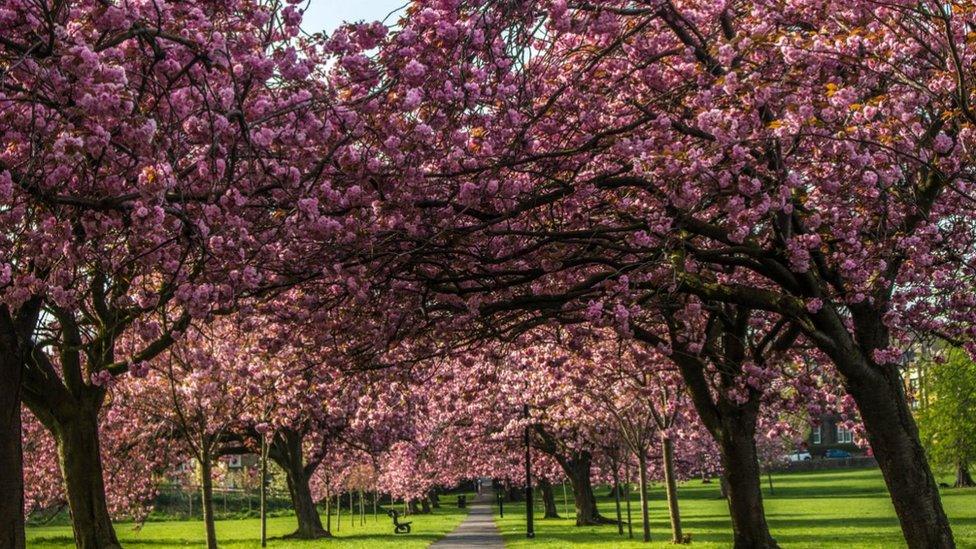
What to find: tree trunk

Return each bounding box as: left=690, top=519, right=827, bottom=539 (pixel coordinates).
left=624, top=465, right=634, bottom=539
left=538, top=478, right=560, bottom=519
left=430, top=490, right=440, bottom=509
left=806, top=307, right=957, bottom=549
left=561, top=452, right=611, bottom=526
left=0, top=351, right=25, bottom=549
left=531, top=426, right=613, bottom=525
left=842, top=360, right=955, bottom=548
left=0, top=304, right=32, bottom=549
left=636, top=452, right=651, bottom=542
left=955, top=461, right=974, bottom=488
left=325, top=488, right=332, bottom=533
left=612, top=470, right=623, bottom=535
left=282, top=463, right=328, bottom=538
left=270, top=429, right=329, bottom=539
left=718, top=415, right=778, bottom=548
left=421, top=497, right=431, bottom=514
left=662, top=436, right=683, bottom=544
left=668, top=339, right=778, bottom=547
left=53, top=407, right=121, bottom=549
left=200, top=452, right=218, bottom=549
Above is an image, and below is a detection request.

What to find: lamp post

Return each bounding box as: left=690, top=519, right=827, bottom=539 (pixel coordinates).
left=524, top=404, right=535, bottom=538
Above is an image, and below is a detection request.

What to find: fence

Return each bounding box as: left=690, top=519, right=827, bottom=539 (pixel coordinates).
left=153, top=483, right=292, bottom=520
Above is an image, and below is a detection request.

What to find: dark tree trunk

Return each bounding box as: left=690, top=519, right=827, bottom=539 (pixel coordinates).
left=283, top=464, right=327, bottom=537
left=531, top=426, right=612, bottom=526
left=651, top=319, right=781, bottom=549
left=801, top=304, right=956, bottom=549
left=538, top=478, right=560, bottom=519
left=0, top=348, right=25, bottom=549
left=838, top=354, right=955, bottom=548
left=200, top=452, right=218, bottom=549
left=638, top=317, right=781, bottom=548
left=53, top=407, right=121, bottom=549
left=718, top=412, right=778, bottom=549
left=954, top=461, right=974, bottom=488
left=561, top=451, right=612, bottom=526
left=662, top=436, right=683, bottom=544
left=421, top=497, right=431, bottom=514
left=409, top=499, right=421, bottom=514
left=20, top=325, right=120, bottom=549
left=270, top=429, right=329, bottom=539
left=1, top=303, right=39, bottom=549
left=429, top=490, right=441, bottom=509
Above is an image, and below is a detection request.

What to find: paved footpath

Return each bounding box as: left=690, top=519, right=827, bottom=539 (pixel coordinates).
left=430, top=491, right=504, bottom=548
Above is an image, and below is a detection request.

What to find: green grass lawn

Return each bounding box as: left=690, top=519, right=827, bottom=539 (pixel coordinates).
left=495, top=468, right=976, bottom=548
left=26, top=470, right=976, bottom=548
left=26, top=499, right=470, bottom=548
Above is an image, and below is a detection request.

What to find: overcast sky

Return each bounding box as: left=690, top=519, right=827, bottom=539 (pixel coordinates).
left=302, top=0, right=409, bottom=34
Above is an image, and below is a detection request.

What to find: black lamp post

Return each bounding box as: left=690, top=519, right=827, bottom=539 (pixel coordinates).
left=524, top=404, right=535, bottom=538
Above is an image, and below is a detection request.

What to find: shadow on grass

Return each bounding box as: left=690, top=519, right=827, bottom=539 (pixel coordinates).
left=506, top=512, right=976, bottom=546
left=29, top=533, right=447, bottom=547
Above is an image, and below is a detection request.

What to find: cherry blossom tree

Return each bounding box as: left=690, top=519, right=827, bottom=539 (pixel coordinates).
left=325, top=2, right=976, bottom=547
left=126, top=324, right=256, bottom=549
left=571, top=337, right=689, bottom=543
left=6, top=3, right=974, bottom=549
left=0, top=0, right=369, bottom=545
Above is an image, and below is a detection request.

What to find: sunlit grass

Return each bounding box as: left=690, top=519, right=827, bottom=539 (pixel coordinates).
left=27, top=499, right=470, bottom=548
left=27, top=469, right=976, bottom=548
left=495, top=468, right=976, bottom=548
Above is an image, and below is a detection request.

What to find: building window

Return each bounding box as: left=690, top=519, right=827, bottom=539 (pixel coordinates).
left=812, top=425, right=821, bottom=444
left=836, top=426, right=854, bottom=444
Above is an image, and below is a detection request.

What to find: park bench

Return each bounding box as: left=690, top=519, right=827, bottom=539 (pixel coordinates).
left=387, top=509, right=412, bottom=534
left=457, top=494, right=467, bottom=508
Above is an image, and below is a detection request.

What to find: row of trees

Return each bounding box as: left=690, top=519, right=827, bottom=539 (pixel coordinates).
left=3, top=1, right=975, bottom=548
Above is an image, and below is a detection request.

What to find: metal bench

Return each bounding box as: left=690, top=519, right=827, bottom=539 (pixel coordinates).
left=387, top=509, right=412, bottom=534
